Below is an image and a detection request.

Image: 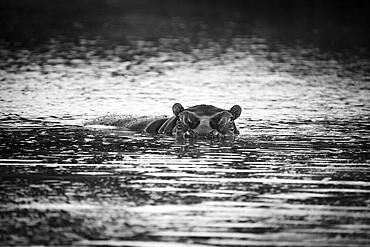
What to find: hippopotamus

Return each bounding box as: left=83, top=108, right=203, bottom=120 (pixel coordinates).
left=85, top=103, right=242, bottom=138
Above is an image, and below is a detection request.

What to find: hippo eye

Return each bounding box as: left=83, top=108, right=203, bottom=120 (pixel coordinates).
left=179, top=112, right=200, bottom=129
left=187, top=115, right=200, bottom=129
left=219, top=118, right=233, bottom=127
left=210, top=113, right=234, bottom=132
left=187, top=118, right=200, bottom=129
left=210, top=117, right=221, bottom=129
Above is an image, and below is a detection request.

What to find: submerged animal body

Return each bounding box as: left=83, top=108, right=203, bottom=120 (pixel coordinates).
left=85, top=103, right=242, bottom=138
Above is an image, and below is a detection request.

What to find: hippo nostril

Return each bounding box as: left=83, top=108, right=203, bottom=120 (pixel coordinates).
left=191, top=128, right=220, bottom=138
left=208, top=129, right=220, bottom=137
left=185, top=130, right=196, bottom=137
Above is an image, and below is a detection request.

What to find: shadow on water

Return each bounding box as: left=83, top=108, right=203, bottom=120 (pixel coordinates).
left=0, top=0, right=370, bottom=246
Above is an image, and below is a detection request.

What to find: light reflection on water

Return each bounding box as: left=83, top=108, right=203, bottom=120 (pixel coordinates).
left=1, top=36, right=369, bottom=123
left=1, top=1, right=370, bottom=246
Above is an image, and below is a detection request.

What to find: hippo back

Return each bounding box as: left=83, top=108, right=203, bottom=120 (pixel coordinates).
left=84, top=115, right=169, bottom=133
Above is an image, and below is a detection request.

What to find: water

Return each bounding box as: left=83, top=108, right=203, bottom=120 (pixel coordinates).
left=1, top=1, right=370, bottom=246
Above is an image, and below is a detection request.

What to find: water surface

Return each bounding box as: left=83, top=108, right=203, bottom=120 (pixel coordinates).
left=0, top=1, right=369, bottom=246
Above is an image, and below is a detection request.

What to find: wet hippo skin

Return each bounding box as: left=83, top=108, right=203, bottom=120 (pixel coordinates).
left=85, top=103, right=242, bottom=138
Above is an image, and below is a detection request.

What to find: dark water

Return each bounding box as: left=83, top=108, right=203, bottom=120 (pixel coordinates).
left=1, top=1, right=370, bottom=246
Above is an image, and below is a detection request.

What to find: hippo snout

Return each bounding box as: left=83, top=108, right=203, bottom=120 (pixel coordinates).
left=189, top=119, right=220, bottom=138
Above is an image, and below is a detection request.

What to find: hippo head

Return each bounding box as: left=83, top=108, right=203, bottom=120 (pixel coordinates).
left=172, top=103, right=242, bottom=138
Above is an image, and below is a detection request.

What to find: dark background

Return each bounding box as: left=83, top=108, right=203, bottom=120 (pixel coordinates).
left=1, top=0, right=369, bottom=53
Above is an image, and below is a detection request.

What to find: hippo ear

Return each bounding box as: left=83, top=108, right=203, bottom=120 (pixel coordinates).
left=229, top=105, right=242, bottom=119
left=172, top=103, right=185, bottom=116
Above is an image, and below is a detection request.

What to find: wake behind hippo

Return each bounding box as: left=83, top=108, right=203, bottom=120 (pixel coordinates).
left=85, top=103, right=242, bottom=138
